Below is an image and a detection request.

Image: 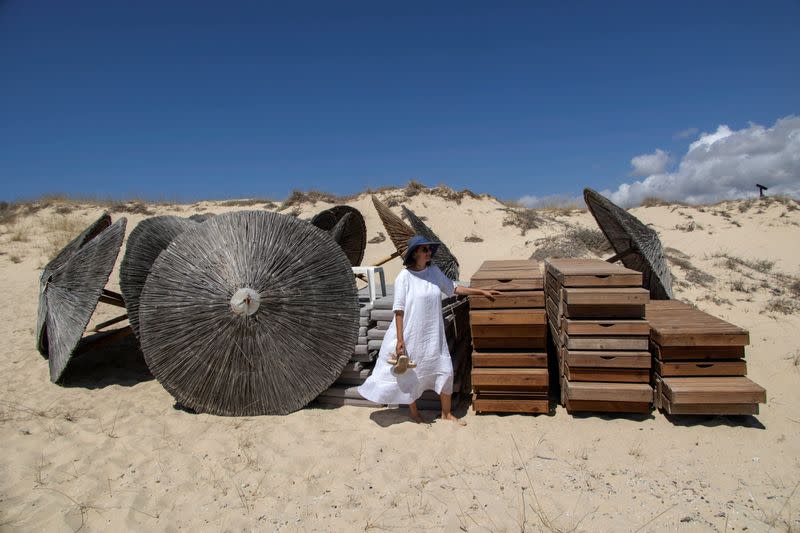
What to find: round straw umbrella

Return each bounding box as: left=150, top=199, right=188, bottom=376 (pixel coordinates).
left=41, top=217, right=128, bottom=382
left=371, top=195, right=415, bottom=256
left=37, top=212, right=112, bottom=356
left=310, top=206, right=367, bottom=266
left=401, top=206, right=461, bottom=281
left=583, top=188, right=674, bottom=300
left=120, top=216, right=198, bottom=339
left=138, top=210, right=359, bottom=416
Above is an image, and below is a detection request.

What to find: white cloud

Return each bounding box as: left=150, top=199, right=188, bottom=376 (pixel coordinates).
left=674, top=127, right=699, bottom=139
left=606, top=115, right=800, bottom=207
left=630, top=149, right=670, bottom=176
left=518, top=193, right=583, bottom=209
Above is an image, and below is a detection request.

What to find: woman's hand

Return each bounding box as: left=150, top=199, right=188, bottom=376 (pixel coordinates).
left=396, top=339, right=405, bottom=356
left=481, top=289, right=502, bottom=301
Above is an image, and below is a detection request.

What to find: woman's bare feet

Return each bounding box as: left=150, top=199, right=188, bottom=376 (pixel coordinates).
left=408, top=403, right=426, bottom=424
left=441, top=413, right=467, bottom=426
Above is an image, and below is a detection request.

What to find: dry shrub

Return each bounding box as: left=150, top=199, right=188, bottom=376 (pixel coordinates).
left=501, top=208, right=545, bottom=235
left=714, top=252, right=774, bottom=274
left=42, top=216, right=92, bottom=260
left=403, top=180, right=425, bottom=197
left=109, top=201, right=155, bottom=216
left=282, top=189, right=350, bottom=208
left=790, top=279, right=800, bottom=298
left=667, top=253, right=715, bottom=287
left=763, top=297, right=800, bottom=315
left=1, top=202, right=20, bottom=227
left=640, top=196, right=670, bottom=207
left=529, top=234, right=591, bottom=261
left=219, top=198, right=277, bottom=208
left=730, top=278, right=748, bottom=292
left=10, top=255, right=22, bottom=264
left=464, top=234, right=483, bottom=243
left=368, top=232, right=386, bottom=244
left=566, top=227, right=611, bottom=255
left=675, top=221, right=703, bottom=232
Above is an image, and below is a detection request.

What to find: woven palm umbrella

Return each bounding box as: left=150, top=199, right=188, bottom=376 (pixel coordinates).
left=370, top=195, right=415, bottom=264
left=37, top=212, right=113, bottom=356
left=41, top=218, right=128, bottom=382
left=583, top=188, right=674, bottom=300
left=120, top=216, right=198, bottom=339
left=310, top=206, right=367, bottom=266
left=138, top=210, right=359, bottom=416
left=401, top=206, right=461, bottom=281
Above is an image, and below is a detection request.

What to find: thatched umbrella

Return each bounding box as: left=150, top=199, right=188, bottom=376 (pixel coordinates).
left=310, top=206, right=367, bottom=266
left=120, top=216, right=198, bottom=339
left=370, top=195, right=416, bottom=266
left=401, top=206, right=461, bottom=281
left=583, top=188, right=674, bottom=300
left=37, top=212, right=113, bottom=356
left=138, top=210, right=359, bottom=416
left=41, top=218, right=128, bottom=382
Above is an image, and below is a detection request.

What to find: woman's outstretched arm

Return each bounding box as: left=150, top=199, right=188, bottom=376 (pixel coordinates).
left=454, top=286, right=502, bottom=300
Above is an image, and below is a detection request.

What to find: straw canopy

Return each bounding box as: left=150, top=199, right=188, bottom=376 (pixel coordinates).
left=138, top=210, right=360, bottom=416
left=41, top=217, right=128, bottom=382
left=583, top=188, right=674, bottom=300
left=120, top=216, right=198, bottom=339
left=310, top=205, right=367, bottom=266
left=401, top=206, right=461, bottom=281
left=37, top=212, right=112, bottom=356
left=371, top=195, right=415, bottom=254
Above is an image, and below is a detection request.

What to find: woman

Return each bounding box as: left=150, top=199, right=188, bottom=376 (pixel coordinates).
left=358, top=235, right=501, bottom=424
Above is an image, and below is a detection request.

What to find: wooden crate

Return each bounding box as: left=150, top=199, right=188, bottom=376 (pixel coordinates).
left=652, top=343, right=746, bottom=361
left=471, top=368, right=548, bottom=391
left=564, top=349, right=651, bottom=369
left=562, top=334, right=649, bottom=351
left=565, top=365, right=649, bottom=383
left=659, top=376, right=766, bottom=405
left=470, top=260, right=543, bottom=291
left=545, top=258, right=643, bottom=288
left=472, top=337, right=546, bottom=350
left=654, top=359, right=747, bottom=377
left=472, top=351, right=547, bottom=368
left=472, top=391, right=549, bottom=414
left=469, top=291, right=544, bottom=309
left=470, top=309, right=546, bottom=325
left=561, top=318, right=650, bottom=336
left=647, top=300, right=750, bottom=347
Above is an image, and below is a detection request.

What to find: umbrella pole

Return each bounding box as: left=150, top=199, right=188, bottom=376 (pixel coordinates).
left=605, top=247, right=636, bottom=264
left=374, top=250, right=402, bottom=267
left=92, top=313, right=129, bottom=332
left=99, top=288, right=126, bottom=307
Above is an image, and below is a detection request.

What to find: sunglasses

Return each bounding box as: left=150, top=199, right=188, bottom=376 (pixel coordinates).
left=418, top=246, right=432, bottom=253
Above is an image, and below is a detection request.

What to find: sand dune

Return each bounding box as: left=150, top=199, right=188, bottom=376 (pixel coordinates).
left=1, top=187, right=798, bottom=531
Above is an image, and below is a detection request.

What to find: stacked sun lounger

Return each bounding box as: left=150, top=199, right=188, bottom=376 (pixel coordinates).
left=469, top=260, right=549, bottom=414
left=648, top=300, right=766, bottom=415
left=545, top=259, right=653, bottom=414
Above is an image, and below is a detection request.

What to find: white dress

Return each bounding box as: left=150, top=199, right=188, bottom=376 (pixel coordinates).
left=358, top=265, right=455, bottom=405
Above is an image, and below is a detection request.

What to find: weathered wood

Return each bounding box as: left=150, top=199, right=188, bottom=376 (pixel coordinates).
left=471, top=278, right=543, bottom=291
left=652, top=343, right=746, bottom=360
left=469, top=309, right=546, bottom=325
left=655, top=359, right=747, bottom=377
left=565, top=366, right=650, bottom=383
left=471, top=324, right=547, bottom=338
left=91, top=313, right=129, bottom=332
left=561, top=318, right=650, bottom=336
left=658, top=394, right=759, bottom=415
left=564, top=304, right=646, bottom=319
left=563, top=287, right=649, bottom=306
left=471, top=368, right=548, bottom=390
left=472, top=336, right=546, bottom=349
left=545, top=258, right=643, bottom=287
left=647, top=300, right=750, bottom=346
left=472, top=351, right=548, bottom=368
left=660, top=376, right=766, bottom=404
left=469, top=291, right=545, bottom=309
left=566, top=400, right=652, bottom=413
left=564, top=350, right=651, bottom=369
left=565, top=381, right=653, bottom=403
left=473, top=396, right=549, bottom=414
left=564, top=335, right=649, bottom=351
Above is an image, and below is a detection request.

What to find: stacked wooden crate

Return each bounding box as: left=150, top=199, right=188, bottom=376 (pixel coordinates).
left=648, top=300, right=767, bottom=415
left=545, top=259, right=653, bottom=414
left=469, top=260, right=549, bottom=414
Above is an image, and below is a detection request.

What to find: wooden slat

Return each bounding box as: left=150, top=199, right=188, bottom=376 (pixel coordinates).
left=565, top=366, right=650, bottom=383
left=469, top=291, right=544, bottom=309
left=565, top=350, right=651, bottom=369
left=470, top=309, right=546, bottom=325
left=566, top=400, right=652, bottom=413
left=471, top=368, right=548, bottom=390
left=564, top=335, right=649, bottom=351
left=473, top=337, right=547, bottom=349
left=561, top=318, right=650, bottom=336
left=479, top=259, right=541, bottom=270
left=471, top=324, right=547, bottom=338
left=472, top=351, right=547, bottom=368
left=564, top=304, right=646, bottom=319
left=545, top=258, right=643, bottom=287
left=660, top=377, right=766, bottom=404
left=647, top=300, right=750, bottom=346
left=473, top=397, right=549, bottom=414
left=655, top=359, right=747, bottom=377
left=563, top=288, right=649, bottom=306
left=565, top=381, right=653, bottom=402
left=653, top=344, right=746, bottom=360
left=658, top=394, right=759, bottom=415
left=471, top=278, right=543, bottom=291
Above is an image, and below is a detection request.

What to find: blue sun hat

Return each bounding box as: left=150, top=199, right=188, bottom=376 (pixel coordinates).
left=403, top=235, right=440, bottom=266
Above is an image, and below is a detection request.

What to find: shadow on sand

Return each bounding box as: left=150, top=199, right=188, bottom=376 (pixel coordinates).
left=664, top=414, right=766, bottom=429
left=59, top=328, right=153, bottom=389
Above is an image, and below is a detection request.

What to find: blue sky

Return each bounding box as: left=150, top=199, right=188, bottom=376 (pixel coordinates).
left=2, top=1, right=799, bottom=204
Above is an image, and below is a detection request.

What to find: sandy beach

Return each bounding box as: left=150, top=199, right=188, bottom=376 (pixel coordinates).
left=1, top=187, right=798, bottom=531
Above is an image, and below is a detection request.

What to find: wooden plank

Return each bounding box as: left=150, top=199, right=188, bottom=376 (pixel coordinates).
left=479, top=259, right=541, bottom=271
left=565, top=350, right=651, bottom=369
left=647, top=300, right=750, bottom=346
left=471, top=368, right=548, bottom=390
left=655, top=359, right=747, bottom=377
left=660, top=376, right=766, bottom=404
left=564, top=335, right=649, bottom=351
left=563, top=287, right=649, bottom=306
left=474, top=390, right=548, bottom=399
left=658, top=394, right=759, bottom=415
left=471, top=278, right=543, bottom=291
left=545, top=258, right=643, bottom=287
left=471, top=324, right=547, bottom=338
left=472, top=351, right=548, bottom=368
left=473, top=337, right=546, bottom=349
left=469, top=291, right=544, bottom=309
left=470, top=309, right=546, bottom=325
left=564, top=304, right=646, bottom=319
left=565, top=366, right=650, bottom=383
left=545, top=296, right=561, bottom=325
left=561, top=318, right=650, bottom=336
left=653, top=343, right=746, bottom=360
left=473, top=397, right=549, bottom=414
left=565, top=381, right=653, bottom=403
left=566, top=400, right=651, bottom=413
